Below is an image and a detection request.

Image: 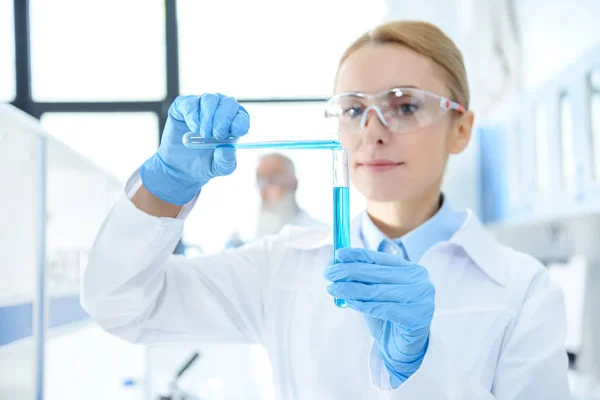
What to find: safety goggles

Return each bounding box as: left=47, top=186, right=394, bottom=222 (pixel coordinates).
left=324, top=87, right=466, bottom=134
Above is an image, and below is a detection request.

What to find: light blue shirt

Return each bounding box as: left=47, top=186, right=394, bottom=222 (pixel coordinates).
left=360, top=195, right=466, bottom=262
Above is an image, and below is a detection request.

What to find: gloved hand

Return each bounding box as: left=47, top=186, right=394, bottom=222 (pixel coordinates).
left=140, top=94, right=250, bottom=205
left=324, top=248, right=435, bottom=388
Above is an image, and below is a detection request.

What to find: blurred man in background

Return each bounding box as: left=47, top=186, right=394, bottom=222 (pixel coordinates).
left=225, top=153, right=324, bottom=248
left=255, top=152, right=324, bottom=237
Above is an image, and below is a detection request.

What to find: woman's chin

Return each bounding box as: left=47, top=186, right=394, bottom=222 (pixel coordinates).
left=354, top=184, right=412, bottom=203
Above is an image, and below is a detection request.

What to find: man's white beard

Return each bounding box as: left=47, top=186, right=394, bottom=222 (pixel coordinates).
left=255, top=193, right=298, bottom=238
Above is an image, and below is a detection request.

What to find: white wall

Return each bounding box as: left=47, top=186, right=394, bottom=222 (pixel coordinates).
left=517, top=0, right=600, bottom=91
left=383, top=0, right=460, bottom=38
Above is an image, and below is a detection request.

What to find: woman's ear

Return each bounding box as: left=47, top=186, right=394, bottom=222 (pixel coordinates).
left=449, top=110, right=475, bottom=155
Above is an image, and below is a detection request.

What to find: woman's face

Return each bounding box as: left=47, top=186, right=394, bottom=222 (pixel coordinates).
left=335, top=43, right=473, bottom=202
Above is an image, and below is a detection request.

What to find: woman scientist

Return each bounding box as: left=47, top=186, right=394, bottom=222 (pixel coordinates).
left=82, top=20, right=570, bottom=399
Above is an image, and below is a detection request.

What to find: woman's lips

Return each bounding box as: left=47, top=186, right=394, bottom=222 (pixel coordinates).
left=359, top=159, right=404, bottom=173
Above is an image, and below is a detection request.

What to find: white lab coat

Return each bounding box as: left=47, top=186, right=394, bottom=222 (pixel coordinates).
left=81, top=175, right=571, bottom=399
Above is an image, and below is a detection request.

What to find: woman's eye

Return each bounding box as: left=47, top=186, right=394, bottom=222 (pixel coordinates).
left=343, top=106, right=364, bottom=118
left=398, top=103, right=419, bottom=114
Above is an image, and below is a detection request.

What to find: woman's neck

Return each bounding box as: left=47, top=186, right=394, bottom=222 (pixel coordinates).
left=366, top=187, right=442, bottom=239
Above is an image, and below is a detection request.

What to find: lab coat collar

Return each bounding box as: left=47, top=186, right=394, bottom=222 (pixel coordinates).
left=444, top=209, right=507, bottom=286
left=287, top=209, right=506, bottom=286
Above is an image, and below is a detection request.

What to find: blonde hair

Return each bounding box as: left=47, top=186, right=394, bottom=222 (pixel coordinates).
left=336, top=20, right=470, bottom=109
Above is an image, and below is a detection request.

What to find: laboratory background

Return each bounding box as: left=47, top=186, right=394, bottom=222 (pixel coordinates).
left=1, top=0, right=600, bottom=398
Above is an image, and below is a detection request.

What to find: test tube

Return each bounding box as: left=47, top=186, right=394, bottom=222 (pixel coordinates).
left=332, top=148, right=351, bottom=308
left=182, top=133, right=341, bottom=150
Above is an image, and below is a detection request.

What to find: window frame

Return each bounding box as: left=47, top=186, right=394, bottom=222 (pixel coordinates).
left=10, top=0, right=329, bottom=144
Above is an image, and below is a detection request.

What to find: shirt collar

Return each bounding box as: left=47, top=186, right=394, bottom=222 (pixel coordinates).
left=360, top=194, right=465, bottom=263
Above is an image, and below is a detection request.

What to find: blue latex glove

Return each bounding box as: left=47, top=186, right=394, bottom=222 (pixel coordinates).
left=140, top=94, right=250, bottom=205
left=324, top=247, right=435, bottom=388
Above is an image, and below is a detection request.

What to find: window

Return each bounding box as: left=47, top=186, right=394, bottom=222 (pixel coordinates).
left=177, top=0, right=386, bottom=99
left=29, top=0, right=166, bottom=101
left=535, top=104, right=549, bottom=192
left=40, top=113, right=159, bottom=182
left=559, top=92, right=574, bottom=190
left=240, top=102, right=336, bottom=137
left=0, top=0, right=15, bottom=102
left=590, top=70, right=600, bottom=181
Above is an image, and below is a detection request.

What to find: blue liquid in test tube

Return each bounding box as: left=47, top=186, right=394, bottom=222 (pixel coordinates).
left=333, top=149, right=351, bottom=308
